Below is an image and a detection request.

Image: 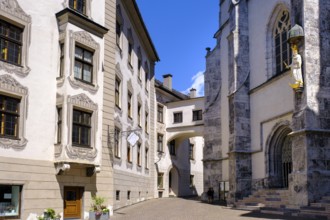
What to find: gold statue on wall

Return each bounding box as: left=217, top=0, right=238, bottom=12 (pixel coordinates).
left=285, top=44, right=303, bottom=89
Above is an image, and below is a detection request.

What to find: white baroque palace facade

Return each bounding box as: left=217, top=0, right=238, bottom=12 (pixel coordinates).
left=0, top=0, right=111, bottom=219
left=110, top=0, right=159, bottom=210
left=204, top=0, right=330, bottom=216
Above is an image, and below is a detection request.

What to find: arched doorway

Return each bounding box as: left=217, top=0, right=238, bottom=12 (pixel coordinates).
left=168, top=167, right=179, bottom=197
left=267, top=123, right=292, bottom=188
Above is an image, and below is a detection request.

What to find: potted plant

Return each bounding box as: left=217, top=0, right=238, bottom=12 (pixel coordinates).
left=37, top=208, right=61, bottom=220
left=89, top=195, right=110, bottom=220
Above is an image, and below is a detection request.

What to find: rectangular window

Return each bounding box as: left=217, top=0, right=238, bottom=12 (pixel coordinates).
left=145, top=112, right=148, bottom=133
left=128, top=43, right=133, bottom=66
left=116, top=21, right=121, bottom=48
left=137, top=142, right=141, bottom=167
left=189, top=144, right=194, bottom=160
left=72, top=109, right=91, bottom=147
left=114, top=127, right=120, bottom=158
left=157, top=173, right=164, bottom=189
left=0, top=95, right=20, bottom=138
left=157, top=134, right=163, bottom=152
left=138, top=59, right=142, bottom=80
left=0, top=19, right=22, bottom=65
left=145, top=148, right=148, bottom=169
left=173, top=112, right=183, bottom=123
left=74, top=46, right=93, bottom=84
left=137, top=103, right=141, bottom=127
left=59, top=43, right=64, bottom=77
left=115, top=78, right=121, bottom=108
left=127, top=142, right=131, bottom=163
left=145, top=71, right=148, bottom=91
left=57, top=107, right=62, bottom=144
left=157, top=105, right=163, bottom=123
left=190, top=175, right=194, bottom=187
left=169, top=140, right=176, bottom=156
left=116, top=190, right=120, bottom=201
left=0, top=185, right=21, bottom=218
left=193, top=110, right=203, bottom=121
left=69, top=0, right=86, bottom=15
left=127, top=91, right=132, bottom=118
left=127, top=191, right=130, bottom=200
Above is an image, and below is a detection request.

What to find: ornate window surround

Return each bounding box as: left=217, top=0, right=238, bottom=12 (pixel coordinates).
left=65, top=93, right=98, bottom=161
left=0, top=0, right=31, bottom=77
left=67, top=30, right=100, bottom=94
left=0, top=74, right=28, bottom=149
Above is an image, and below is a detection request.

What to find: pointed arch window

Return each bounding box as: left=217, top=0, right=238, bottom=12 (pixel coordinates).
left=274, top=10, right=291, bottom=75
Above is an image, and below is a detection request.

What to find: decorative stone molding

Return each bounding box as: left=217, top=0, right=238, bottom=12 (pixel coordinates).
left=0, top=0, right=31, bottom=77
left=55, top=162, right=70, bottom=175
left=65, top=93, right=98, bottom=161
left=68, top=31, right=100, bottom=94
left=0, top=74, right=28, bottom=149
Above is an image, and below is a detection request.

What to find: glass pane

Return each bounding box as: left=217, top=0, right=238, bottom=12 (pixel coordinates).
left=83, top=64, right=92, bottom=83
left=8, top=26, right=21, bottom=42
left=73, top=110, right=80, bottom=123
left=83, top=50, right=93, bottom=63
left=74, top=61, right=82, bottom=79
left=6, top=98, right=18, bottom=113
left=72, top=125, right=79, bottom=144
left=0, top=39, right=6, bottom=61
left=75, top=47, right=83, bottom=59
left=7, top=42, right=21, bottom=64
left=80, top=127, right=90, bottom=145
left=4, top=115, right=17, bottom=136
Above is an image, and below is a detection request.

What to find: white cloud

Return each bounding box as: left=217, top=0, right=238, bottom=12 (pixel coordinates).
left=182, top=71, right=204, bottom=97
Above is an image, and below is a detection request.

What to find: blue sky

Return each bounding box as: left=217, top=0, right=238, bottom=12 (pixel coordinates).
left=135, top=1, right=219, bottom=96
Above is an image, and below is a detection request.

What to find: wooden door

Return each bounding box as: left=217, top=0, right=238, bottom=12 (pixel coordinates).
left=64, top=187, right=83, bottom=219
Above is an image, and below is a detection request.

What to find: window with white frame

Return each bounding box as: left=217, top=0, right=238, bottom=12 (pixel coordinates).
left=66, top=94, right=98, bottom=160
left=57, top=107, right=62, bottom=144
left=173, top=112, right=183, bottom=123
left=157, top=173, right=164, bottom=189
left=138, top=58, right=142, bottom=81
left=157, top=134, right=163, bottom=152
left=192, top=110, right=203, bottom=121
left=114, top=127, right=120, bottom=158
left=127, top=141, right=132, bottom=163
left=0, top=74, right=28, bottom=149
left=137, top=103, right=142, bottom=127
left=145, top=112, right=148, bottom=133
left=72, top=109, right=91, bottom=147
left=145, top=147, right=149, bottom=169
left=274, top=10, right=291, bottom=75
left=59, top=43, right=64, bottom=78
left=74, top=45, right=94, bottom=84
left=0, top=1, right=31, bottom=77
left=127, top=91, right=132, bottom=118
left=157, top=105, right=163, bottom=123
left=137, top=142, right=141, bottom=167
left=115, top=78, right=121, bottom=108
left=189, top=143, right=194, bottom=160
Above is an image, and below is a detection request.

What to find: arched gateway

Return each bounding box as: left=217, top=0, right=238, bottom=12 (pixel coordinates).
left=266, top=122, right=292, bottom=188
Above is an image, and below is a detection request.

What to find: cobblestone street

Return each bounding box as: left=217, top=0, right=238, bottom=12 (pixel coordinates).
left=111, top=197, right=310, bottom=220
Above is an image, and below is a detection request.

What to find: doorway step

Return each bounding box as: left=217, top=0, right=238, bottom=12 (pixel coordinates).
left=235, top=189, right=330, bottom=219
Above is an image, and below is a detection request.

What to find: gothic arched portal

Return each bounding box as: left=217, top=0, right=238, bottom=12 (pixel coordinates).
left=266, top=122, right=292, bottom=188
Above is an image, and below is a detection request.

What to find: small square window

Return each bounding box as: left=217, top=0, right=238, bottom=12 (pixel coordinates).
left=192, top=110, right=203, bottom=121
left=173, top=112, right=183, bottom=123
